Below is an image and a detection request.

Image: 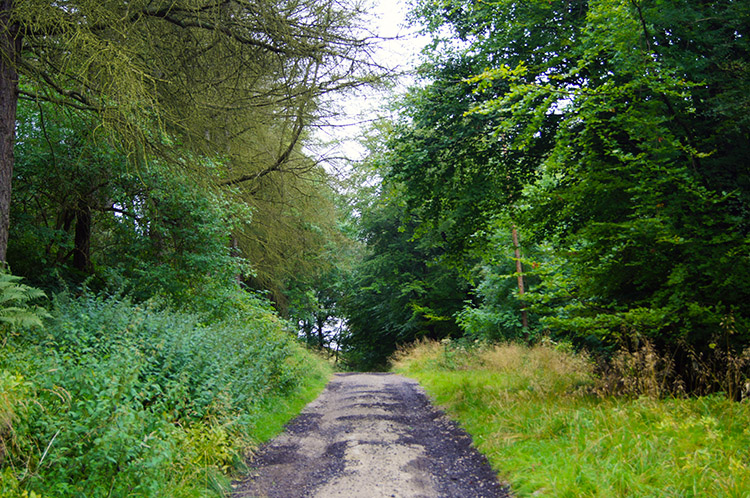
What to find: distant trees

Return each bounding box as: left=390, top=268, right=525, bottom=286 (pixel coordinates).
left=340, top=180, right=471, bottom=369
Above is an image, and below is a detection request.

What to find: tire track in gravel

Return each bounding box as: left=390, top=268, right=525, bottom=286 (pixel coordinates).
left=232, top=372, right=512, bottom=498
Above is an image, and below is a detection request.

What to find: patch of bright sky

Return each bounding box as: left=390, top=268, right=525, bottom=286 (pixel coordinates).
left=311, top=0, right=430, bottom=170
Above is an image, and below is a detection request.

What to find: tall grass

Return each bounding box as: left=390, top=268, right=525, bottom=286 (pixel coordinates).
left=394, top=340, right=750, bottom=497
left=0, top=293, right=331, bottom=497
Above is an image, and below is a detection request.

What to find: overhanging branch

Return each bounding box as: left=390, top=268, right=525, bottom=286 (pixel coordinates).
left=222, top=110, right=306, bottom=188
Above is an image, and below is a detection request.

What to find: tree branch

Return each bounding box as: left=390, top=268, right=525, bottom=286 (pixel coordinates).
left=99, top=205, right=141, bottom=221
left=141, top=7, right=295, bottom=56
left=222, top=110, right=306, bottom=188
left=630, top=0, right=703, bottom=175
left=17, top=60, right=101, bottom=111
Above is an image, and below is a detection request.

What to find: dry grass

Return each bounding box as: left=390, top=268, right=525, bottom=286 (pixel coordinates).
left=394, top=339, right=750, bottom=497
left=394, top=339, right=595, bottom=398
left=595, top=339, right=681, bottom=398
left=595, top=337, right=750, bottom=400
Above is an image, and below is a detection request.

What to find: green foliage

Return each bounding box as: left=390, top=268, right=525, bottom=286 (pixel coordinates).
left=10, top=0, right=375, bottom=163
left=5, top=0, right=381, bottom=318
left=98, top=169, right=251, bottom=304
left=0, top=270, right=49, bottom=335
left=384, top=63, right=533, bottom=261
left=462, top=0, right=750, bottom=352
left=0, top=292, right=330, bottom=497
left=9, top=100, right=251, bottom=303
left=391, top=0, right=587, bottom=262
left=10, top=84, right=358, bottom=322
left=0, top=371, right=30, bottom=473
left=233, top=163, right=350, bottom=307
left=340, top=0, right=587, bottom=365
left=395, top=341, right=750, bottom=497
left=340, top=179, right=471, bottom=370
left=355, top=0, right=750, bottom=388
left=0, top=468, right=43, bottom=498
left=288, top=275, right=342, bottom=350
left=456, top=223, right=544, bottom=343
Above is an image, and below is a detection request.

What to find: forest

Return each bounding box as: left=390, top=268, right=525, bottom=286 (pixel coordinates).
left=1, top=0, right=749, bottom=496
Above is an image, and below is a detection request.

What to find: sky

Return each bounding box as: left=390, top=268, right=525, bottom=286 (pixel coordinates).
left=312, top=0, right=429, bottom=168
left=367, top=0, right=425, bottom=69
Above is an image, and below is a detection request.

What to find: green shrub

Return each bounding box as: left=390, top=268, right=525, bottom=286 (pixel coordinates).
left=0, top=291, right=328, bottom=497
left=0, top=270, right=50, bottom=343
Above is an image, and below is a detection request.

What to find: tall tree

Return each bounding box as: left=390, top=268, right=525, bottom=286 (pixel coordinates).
left=0, top=0, right=376, bottom=262
left=400, top=0, right=750, bottom=354
left=386, top=0, right=588, bottom=263
left=0, top=0, right=21, bottom=263
left=474, top=0, right=750, bottom=350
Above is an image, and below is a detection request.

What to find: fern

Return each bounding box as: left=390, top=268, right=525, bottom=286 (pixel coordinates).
left=0, top=270, right=50, bottom=333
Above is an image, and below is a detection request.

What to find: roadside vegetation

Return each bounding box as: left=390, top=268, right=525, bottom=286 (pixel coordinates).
left=394, top=340, right=750, bottom=497
left=2, top=0, right=749, bottom=496
left=0, top=283, right=331, bottom=497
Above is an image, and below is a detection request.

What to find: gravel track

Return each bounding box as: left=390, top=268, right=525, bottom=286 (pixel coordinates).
left=232, top=372, right=512, bottom=498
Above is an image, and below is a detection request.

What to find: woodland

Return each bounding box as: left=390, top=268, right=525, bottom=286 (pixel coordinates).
left=0, top=0, right=749, bottom=496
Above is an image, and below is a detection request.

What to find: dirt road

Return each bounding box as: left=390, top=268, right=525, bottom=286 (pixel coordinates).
left=232, top=373, right=512, bottom=498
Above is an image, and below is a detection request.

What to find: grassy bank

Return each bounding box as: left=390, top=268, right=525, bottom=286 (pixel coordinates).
left=394, top=340, right=750, bottom=497
left=0, top=293, right=331, bottom=498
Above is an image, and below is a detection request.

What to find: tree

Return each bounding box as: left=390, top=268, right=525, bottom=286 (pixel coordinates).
left=476, top=0, right=750, bottom=350
left=385, top=0, right=588, bottom=264
left=340, top=176, right=471, bottom=370
left=0, top=0, right=376, bottom=263
left=456, top=221, right=542, bottom=342
left=9, top=99, right=247, bottom=300
left=230, top=157, right=343, bottom=306
left=0, top=0, right=21, bottom=264
left=399, top=0, right=750, bottom=361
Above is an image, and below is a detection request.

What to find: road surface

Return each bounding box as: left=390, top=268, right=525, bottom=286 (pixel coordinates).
left=232, top=372, right=512, bottom=498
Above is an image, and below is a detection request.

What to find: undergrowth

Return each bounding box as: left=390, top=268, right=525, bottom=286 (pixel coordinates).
left=393, top=340, right=750, bottom=497
left=0, top=292, right=331, bottom=497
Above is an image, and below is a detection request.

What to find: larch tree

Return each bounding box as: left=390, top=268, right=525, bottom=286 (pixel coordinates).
left=0, top=0, right=378, bottom=263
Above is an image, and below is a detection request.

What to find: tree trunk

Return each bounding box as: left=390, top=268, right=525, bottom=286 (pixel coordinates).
left=73, top=199, right=92, bottom=272
left=317, top=315, right=325, bottom=348
left=230, top=235, right=241, bottom=283
left=0, top=1, right=21, bottom=264
left=302, top=320, right=314, bottom=346
left=512, top=226, right=528, bottom=330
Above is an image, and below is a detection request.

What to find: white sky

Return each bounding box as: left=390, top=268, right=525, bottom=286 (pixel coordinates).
left=366, top=0, right=424, bottom=68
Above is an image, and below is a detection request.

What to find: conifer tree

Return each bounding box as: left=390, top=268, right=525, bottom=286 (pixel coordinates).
left=0, top=0, right=375, bottom=262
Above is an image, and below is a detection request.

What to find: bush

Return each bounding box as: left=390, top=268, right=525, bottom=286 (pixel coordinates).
left=0, top=291, right=325, bottom=497
left=0, top=269, right=50, bottom=344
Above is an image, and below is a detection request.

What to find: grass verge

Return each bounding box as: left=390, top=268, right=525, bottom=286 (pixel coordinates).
left=393, top=340, right=750, bottom=497
left=248, top=351, right=332, bottom=445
